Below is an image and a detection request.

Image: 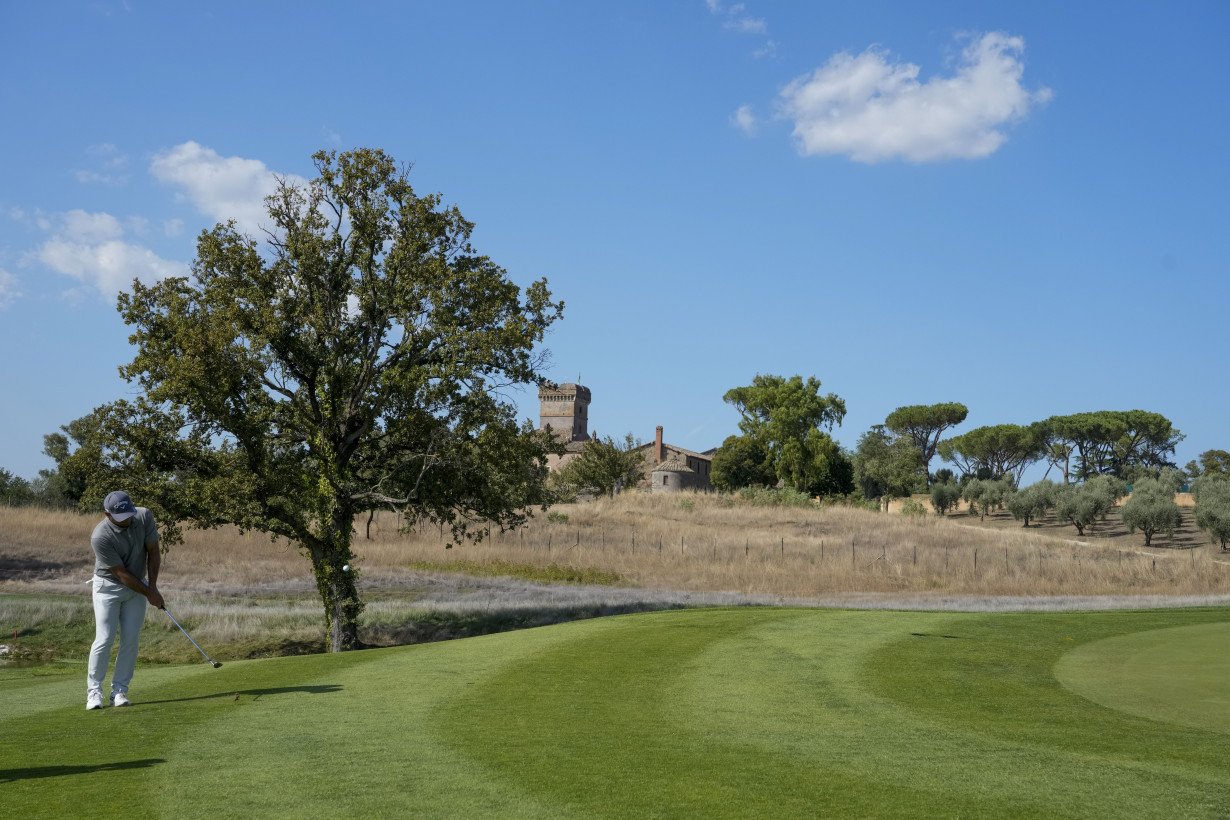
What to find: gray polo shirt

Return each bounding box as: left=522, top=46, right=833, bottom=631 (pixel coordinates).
left=92, top=508, right=159, bottom=583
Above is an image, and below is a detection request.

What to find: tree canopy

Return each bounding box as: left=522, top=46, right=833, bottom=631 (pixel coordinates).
left=1005, top=480, right=1058, bottom=527
left=711, top=433, right=775, bottom=492
left=937, top=424, right=1045, bottom=485
left=852, top=425, right=921, bottom=500
left=556, top=434, right=644, bottom=498
left=884, top=402, right=967, bottom=482
left=719, top=374, right=850, bottom=496
left=1120, top=477, right=1182, bottom=547
left=1194, top=476, right=1230, bottom=550
left=1041, top=411, right=1183, bottom=480
left=1190, top=449, right=1230, bottom=478
left=86, top=148, right=563, bottom=651
left=1053, top=475, right=1126, bottom=536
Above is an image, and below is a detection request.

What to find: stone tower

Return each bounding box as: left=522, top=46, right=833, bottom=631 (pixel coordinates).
left=538, top=383, right=591, bottom=443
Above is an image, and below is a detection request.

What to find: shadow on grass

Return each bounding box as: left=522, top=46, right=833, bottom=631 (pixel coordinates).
left=0, top=758, right=165, bottom=782
left=363, top=602, right=687, bottom=647
left=141, top=684, right=343, bottom=705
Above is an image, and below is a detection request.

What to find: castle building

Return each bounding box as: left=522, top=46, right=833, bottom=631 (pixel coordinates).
left=537, top=383, right=713, bottom=492
left=538, top=382, right=591, bottom=471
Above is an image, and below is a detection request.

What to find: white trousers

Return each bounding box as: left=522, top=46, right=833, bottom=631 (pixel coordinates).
left=87, top=577, right=148, bottom=695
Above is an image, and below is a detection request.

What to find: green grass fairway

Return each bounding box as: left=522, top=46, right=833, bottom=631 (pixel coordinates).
left=3, top=607, right=1228, bottom=818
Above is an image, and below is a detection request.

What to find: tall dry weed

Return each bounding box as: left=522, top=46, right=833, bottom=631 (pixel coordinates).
left=2, top=494, right=1227, bottom=601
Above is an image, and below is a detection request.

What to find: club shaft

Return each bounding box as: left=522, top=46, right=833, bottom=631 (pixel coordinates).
left=163, top=608, right=219, bottom=666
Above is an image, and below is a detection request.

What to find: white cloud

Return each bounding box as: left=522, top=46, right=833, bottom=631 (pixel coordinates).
left=76, top=143, right=130, bottom=185
left=724, top=16, right=765, bottom=35
left=0, top=267, right=19, bottom=309
left=75, top=169, right=127, bottom=185
left=23, top=209, right=188, bottom=300
left=706, top=0, right=774, bottom=56
left=164, top=218, right=185, bottom=237
left=731, top=105, right=757, bottom=136
left=87, top=143, right=128, bottom=169
left=61, top=210, right=124, bottom=243
left=37, top=238, right=189, bottom=299
left=753, top=39, right=778, bottom=60
left=150, top=141, right=306, bottom=236
left=778, top=32, right=1051, bottom=163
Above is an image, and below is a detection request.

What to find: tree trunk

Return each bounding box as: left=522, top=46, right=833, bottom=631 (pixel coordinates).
left=310, top=508, right=364, bottom=652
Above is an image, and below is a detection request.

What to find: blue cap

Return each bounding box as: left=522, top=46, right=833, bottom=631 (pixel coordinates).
left=103, top=491, right=136, bottom=522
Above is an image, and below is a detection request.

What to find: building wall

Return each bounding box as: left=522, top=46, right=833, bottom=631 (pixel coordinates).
left=538, top=383, right=591, bottom=444
left=650, top=467, right=708, bottom=494
left=640, top=447, right=712, bottom=487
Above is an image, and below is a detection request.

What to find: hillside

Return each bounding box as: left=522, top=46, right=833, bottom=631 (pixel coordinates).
left=1, top=494, right=1227, bottom=663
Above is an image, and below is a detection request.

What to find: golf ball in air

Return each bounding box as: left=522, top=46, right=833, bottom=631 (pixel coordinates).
left=342, top=565, right=350, bottom=572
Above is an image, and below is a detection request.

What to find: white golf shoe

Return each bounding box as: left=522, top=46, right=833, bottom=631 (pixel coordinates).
left=111, top=692, right=131, bottom=707
left=86, top=691, right=104, bottom=710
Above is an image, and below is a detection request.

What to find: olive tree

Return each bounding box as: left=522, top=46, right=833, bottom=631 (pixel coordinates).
left=1193, top=476, right=1230, bottom=550
left=1005, top=480, right=1058, bottom=527
left=929, top=481, right=961, bottom=516
left=94, top=148, right=563, bottom=651
left=1120, top=478, right=1182, bottom=546
left=962, top=478, right=1011, bottom=520
left=1053, top=476, right=1125, bottom=537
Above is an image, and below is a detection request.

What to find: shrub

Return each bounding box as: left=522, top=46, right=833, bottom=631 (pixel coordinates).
left=735, top=486, right=815, bottom=508
left=899, top=498, right=927, bottom=518
left=930, top=483, right=961, bottom=516
left=546, top=511, right=570, bottom=524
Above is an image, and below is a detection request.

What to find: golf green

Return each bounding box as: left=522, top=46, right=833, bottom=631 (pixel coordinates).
left=1054, top=622, right=1230, bottom=734
left=2, top=607, right=1228, bottom=818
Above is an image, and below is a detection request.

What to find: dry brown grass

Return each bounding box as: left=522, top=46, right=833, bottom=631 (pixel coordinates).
left=4, top=493, right=1226, bottom=604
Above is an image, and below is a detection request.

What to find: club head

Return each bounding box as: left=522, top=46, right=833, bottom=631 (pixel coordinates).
left=210, top=661, right=222, bottom=668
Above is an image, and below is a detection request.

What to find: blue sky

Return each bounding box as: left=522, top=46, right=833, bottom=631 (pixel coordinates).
left=1, top=1, right=1226, bottom=482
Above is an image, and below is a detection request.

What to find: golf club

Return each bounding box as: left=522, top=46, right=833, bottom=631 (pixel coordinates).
left=162, top=607, right=222, bottom=668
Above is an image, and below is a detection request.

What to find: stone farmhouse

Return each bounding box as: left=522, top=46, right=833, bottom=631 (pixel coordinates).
left=538, top=383, right=714, bottom=493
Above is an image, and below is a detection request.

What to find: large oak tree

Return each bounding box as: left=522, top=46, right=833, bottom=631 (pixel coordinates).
left=96, top=148, right=563, bottom=651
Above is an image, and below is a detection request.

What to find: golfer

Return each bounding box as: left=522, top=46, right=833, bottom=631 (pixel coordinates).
left=87, top=490, right=163, bottom=710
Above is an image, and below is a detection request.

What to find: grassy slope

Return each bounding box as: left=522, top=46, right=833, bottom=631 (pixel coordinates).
left=3, top=607, right=1228, bottom=818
